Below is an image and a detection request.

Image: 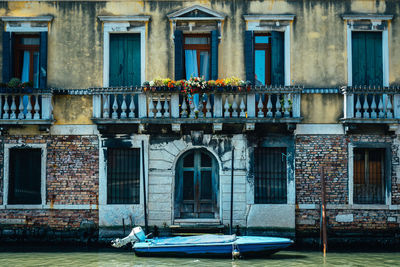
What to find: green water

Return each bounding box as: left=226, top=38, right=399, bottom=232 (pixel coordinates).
left=0, top=250, right=399, bottom=267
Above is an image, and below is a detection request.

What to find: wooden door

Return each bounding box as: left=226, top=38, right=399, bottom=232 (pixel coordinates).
left=175, top=150, right=218, bottom=219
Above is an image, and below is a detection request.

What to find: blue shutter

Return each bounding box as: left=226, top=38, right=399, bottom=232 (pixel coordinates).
left=244, top=31, right=254, bottom=84
left=211, top=30, right=219, bottom=80
left=2, top=31, right=12, bottom=83
left=39, top=32, right=48, bottom=88
left=271, top=31, right=284, bottom=85
left=352, top=32, right=366, bottom=86
left=174, top=30, right=184, bottom=80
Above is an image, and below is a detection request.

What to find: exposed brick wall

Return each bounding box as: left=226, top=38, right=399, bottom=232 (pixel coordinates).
left=47, top=136, right=99, bottom=205
left=0, top=209, right=98, bottom=230
left=296, top=209, right=399, bottom=232
left=0, top=135, right=99, bottom=229
left=295, top=135, right=348, bottom=204
left=295, top=134, right=400, bottom=232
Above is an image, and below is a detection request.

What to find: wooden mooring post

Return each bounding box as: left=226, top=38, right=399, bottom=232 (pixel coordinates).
left=320, top=167, right=328, bottom=256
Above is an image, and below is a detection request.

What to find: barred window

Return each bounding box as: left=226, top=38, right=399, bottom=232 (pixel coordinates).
left=254, top=147, right=287, bottom=204
left=8, top=148, right=42, bottom=204
left=107, top=148, right=140, bottom=204
left=354, top=148, right=385, bottom=204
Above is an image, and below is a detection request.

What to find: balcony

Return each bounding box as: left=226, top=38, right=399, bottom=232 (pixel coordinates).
left=0, top=88, right=53, bottom=125
left=341, top=86, right=400, bottom=125
left=92, top=86, right=302, bottom=131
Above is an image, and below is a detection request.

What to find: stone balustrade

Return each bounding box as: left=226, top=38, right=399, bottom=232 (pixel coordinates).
left=0, top=89, right=53, bottom=124
left=342, top=86, right=400, bottom=123
left=91, top=86, right=302, bottom=127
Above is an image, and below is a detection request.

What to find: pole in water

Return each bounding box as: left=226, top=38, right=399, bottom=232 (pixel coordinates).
left=320, top=166, right=327, bottom=257
left=230, top=148, right=234, bottom=235
left=142, top=140, right=149, bottom=234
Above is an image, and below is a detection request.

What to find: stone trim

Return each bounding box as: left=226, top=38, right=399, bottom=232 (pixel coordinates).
left=50, top=125, right=99, bottom=135
left=2, top=16, right=52, bottom=32
left=167, top=5, right=226, bottom=21
left=0, top=204, right=95, bottom=210
left=298, top=204, right=400, bottom=210
left=295, top=124, right=345, bottom=135
left=98, top=15, right=150, bottom=22
left=3, top=143, right=47, bottom=206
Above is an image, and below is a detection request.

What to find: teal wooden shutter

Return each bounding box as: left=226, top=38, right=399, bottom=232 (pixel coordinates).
left=352, top=32, right=382, bottom=86
left=109, top=34, right=141, bottom=86
left=211, top=30, right=219, bottom=80
left=174, top=30, right=184, bottom=80
left=2, top=32, right=12, bottom=83
left=271, top=31, right=284, bottom=85
left=366, top=32, right=382, bottom=86
left=39, top=32, right=48, bottom=88
left=244, top=31, right=254, bottom=84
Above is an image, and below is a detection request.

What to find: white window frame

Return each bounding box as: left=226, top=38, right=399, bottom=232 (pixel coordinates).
left=99, top=16, right=149, bottom=87
left=348, top=143, right=391, bottom=206
left=3, top=143, right=47, bottom=208
left=244, top=15, right=295, bottom=86
left=343, top=15, right=393, bottom=87
left=98, top=135, right=149, bottom=226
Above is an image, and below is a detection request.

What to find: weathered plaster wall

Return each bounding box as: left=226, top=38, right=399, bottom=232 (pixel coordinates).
left=301, top=94, right=343, bottom=124
left=53, top=95, right=93, bottom=125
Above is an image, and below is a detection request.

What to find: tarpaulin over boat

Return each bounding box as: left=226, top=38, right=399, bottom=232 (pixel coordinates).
left=151, top=234, right=237, bottom=246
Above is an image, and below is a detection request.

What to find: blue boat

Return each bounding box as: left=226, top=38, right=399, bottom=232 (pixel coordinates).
left=112, top=227, right=293, bottom=258
left=133, top=234, right=293, bottom=258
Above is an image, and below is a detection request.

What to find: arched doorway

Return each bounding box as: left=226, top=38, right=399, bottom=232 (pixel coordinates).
left=174, top=149, right=219, bottom=219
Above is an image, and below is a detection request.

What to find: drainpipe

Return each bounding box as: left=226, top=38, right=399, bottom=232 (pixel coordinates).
left=142, top=140, right=149, bottom=234
left=230, top=148, right=234, bottom=235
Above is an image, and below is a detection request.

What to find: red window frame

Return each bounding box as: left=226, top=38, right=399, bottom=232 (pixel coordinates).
left=254, top=33, right=271, bottom=85
left=183, top=34, right=211, bottom=79
left=13, top=34, right=40, bottom=83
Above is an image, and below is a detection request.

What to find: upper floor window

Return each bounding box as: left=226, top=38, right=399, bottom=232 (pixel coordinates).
left=13, top=34, right=40, bottom=87
left=184, top=34, right=210, bottom=80
left=343, top=14, right=393, bottom=87
left=1, top=16, right=51, bottom=88
left=244, top=15, right=294, bottom=86
left=168, top=5, right=225, bottom=81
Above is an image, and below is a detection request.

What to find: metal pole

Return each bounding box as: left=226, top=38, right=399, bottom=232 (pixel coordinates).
left=230, top=148, right=234, bottom=235
left=142, top=140, right=149, bottom=234
left=320, top=167, right=327, bottom=256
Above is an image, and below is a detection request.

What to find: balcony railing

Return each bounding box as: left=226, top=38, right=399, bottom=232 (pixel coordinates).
left=342, top=86, right=400, bottom=123
left=0, top=89, right=53, bottom=124
left=92, top=86, right=302, bottom=126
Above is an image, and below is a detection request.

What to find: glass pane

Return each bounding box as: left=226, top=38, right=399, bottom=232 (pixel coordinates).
left=21, top=51, right=30, bottom=83
left=185, top=50, right=198, bottom=79
left=201, top=153, right=212, bottom=167
left=200, top=171, right=212, bottom=200
left=255, top=36, right=269, bottom=44
left=183, top=153, right=194, bottom=167
left=183, top=171, right=194, bottom=200
left=33, top=52, right=39, bottom=88
left=255, top=50, right=266, bottom=85
left=199, top=51, right=210, bottom=80
left=21, top=38, right=40, bottom=45
left=185, top=37, right=209, bottom=44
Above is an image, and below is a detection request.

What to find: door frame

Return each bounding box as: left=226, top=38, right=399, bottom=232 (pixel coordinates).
left=173, top=148, right=220, bottom=221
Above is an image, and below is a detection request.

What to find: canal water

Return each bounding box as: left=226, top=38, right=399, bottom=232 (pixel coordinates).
left=0, top=250, right=399, bottom=266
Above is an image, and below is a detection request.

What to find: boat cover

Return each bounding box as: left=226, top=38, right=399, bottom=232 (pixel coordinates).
left=151, top=234, right=237, bottom=246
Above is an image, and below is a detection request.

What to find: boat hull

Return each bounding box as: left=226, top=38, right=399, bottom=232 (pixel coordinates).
left=134, top=236, right=293, bottom=258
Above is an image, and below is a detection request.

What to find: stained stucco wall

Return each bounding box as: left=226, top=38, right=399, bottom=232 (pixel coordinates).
left=0, top=0, right=399, bottom=124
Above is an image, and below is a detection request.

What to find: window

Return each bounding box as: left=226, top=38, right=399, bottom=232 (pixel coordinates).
left=109, top=33, right=141, bottom=87
left=353, top=148, right=386, bottom=204
left=184, top=34, right=210, bottom=80
left=254, top=147, right=287, bottom=204
left=107, top=148, right=140, bottom=204
left=12, top=34, right=40, bottom=87
left=8, top=148, right=42, bottom=204
left=352, top=32, right=383, bottom=86
left=254, top=34, right=271, bottom=85
left=245, top=31, right=284, bottom=86
left=1, top=16, right=50, bottom=88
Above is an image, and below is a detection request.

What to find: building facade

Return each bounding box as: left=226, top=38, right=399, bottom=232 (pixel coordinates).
left=0, top=0, right=400, bottom=246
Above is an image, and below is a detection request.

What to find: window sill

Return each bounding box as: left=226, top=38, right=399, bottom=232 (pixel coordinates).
left=297, top=204, right=398, bottom=210
left=0, top=204, right=95, bottom=210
